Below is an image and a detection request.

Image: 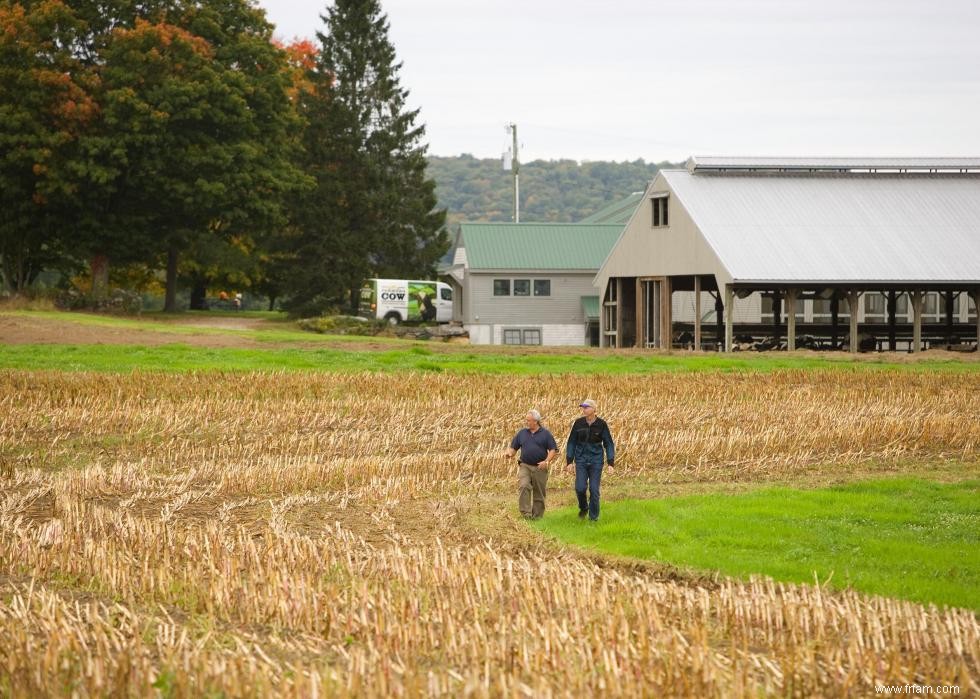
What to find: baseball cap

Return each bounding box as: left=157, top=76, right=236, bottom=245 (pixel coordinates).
left=579, top=399, right=596, bottom=408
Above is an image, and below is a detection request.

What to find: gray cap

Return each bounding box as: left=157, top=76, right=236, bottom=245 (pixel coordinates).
left=579, top=399, right=596, bottom=409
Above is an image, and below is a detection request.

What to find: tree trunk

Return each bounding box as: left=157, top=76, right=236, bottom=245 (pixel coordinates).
left=90, top=255, right=109, bottom=303
left=189, top=277, right=208, bottom=310
left=349, top=283, right=359, bottom=315
left=267, top=295, right=277, bottom=311
left=164, top=245, right=179, bottom=313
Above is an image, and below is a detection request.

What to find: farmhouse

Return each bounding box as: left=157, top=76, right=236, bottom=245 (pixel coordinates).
left=442, top=222, right=622, bottom=345
left=595, top=157, right=980, bottom=352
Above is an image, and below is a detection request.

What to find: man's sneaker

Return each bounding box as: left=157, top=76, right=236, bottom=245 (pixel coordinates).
left=578, top=510, right=587, bottom=519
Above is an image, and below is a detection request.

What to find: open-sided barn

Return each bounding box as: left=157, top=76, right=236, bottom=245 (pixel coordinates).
left=595, top=157, right=980, bottom=352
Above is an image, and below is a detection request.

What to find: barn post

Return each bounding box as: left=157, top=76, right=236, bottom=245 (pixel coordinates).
left=660, top=276, right=672, bottom=350
left=887, top=290, right=897, bottom=351
left=635, top=278, right=645, bottom=349
left=724, top=285, right=735, bottom=352
left=910, top=290, right=924, bottom=353
left=974, top=289, right=980, bottom=350
left=831, top=294, right=840, bottom=349
left=772, top=292, right=782, bottom=346
left=846, top=291, right=860, bottom=353
left=944, top=290, right=955, bottom=348
left=615, top=278, right=623, bottom=348
left=967, top=289, right=980, bottom=352
left=694, top=276, right=702, bottom=351
left=785, top=288, right=798, bottom=351
left=715, top=293, right=724, bottom=350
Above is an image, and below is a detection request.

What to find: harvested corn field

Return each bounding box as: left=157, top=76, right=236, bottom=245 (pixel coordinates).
left=1, top=368, right=978, bottom=697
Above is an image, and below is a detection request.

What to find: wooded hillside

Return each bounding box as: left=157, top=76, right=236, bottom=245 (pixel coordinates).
left=428, top=155, right=680, bottom=226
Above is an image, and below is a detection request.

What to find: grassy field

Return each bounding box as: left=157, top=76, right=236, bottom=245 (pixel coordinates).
left=4, top=309, right=980, bottom=374
left=10, top=340, right=980, bottom=373
left=1, top=311, right=978, bottom=697
left=535, top=477, right=980, bottom=610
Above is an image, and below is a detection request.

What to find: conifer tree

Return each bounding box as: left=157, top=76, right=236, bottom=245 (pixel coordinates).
left=286, top=0, right=447, bottom=316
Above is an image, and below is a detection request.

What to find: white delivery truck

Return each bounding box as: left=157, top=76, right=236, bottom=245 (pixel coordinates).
left=358, top=278, right=453, bottom=325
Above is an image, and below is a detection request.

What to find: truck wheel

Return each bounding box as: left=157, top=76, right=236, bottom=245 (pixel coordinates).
left=384, top=312, right=401, bottom=326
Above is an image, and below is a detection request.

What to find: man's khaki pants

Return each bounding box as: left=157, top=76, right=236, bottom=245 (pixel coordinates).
left=518, top=462, right=549, bottom=518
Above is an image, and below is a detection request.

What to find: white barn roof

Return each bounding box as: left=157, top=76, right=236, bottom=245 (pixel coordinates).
left=661, top=169, right=980, bottom=285
left=686, top=156, right=980, bottom=173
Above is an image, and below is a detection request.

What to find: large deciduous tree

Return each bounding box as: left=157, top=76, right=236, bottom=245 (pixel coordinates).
left=98, top=3, right=308, bottom=312
left=285, top=0, right=447, bottom=316
left=0, top=1, right=96, bottom=293
left=1, top=0, right=308, bottom=309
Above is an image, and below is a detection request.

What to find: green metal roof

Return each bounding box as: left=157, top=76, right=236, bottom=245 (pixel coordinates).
left=459, top=223, right=623, bottom=270
left=578, top=192, right=644, bottom=224
left=581, top=295, right=600, bottom=320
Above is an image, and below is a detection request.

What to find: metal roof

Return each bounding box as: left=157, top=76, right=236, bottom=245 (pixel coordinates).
left=687, top=156, right=980, bottom=173
left=661, top=169, right=980, bottom=284
left=579, top=192, right=644, bottom=224
left=458, top=223, right=623, bottom=270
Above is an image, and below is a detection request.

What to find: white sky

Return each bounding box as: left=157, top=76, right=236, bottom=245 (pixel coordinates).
left=257, top=0, right=980, bottom=163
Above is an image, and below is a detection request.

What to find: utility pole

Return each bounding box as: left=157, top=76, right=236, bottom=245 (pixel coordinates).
left=507, top=123, right=520, bottom=222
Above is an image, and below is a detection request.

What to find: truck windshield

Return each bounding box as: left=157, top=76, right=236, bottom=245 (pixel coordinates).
left=358, top=286, right=374, bottom=316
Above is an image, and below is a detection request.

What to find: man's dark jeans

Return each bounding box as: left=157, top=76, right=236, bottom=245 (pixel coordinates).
left=574, top=461, right=603, bottom=521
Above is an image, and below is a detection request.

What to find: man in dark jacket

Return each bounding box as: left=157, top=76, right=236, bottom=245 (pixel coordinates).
left=565, top=399, right=615, bottom=521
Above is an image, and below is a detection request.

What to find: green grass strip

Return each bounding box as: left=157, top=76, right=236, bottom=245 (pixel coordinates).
left=2, top=342, right=979, bottom=374
left=535, top=478, right=980, bottom=611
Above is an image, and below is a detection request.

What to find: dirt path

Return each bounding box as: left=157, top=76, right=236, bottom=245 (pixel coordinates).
left=0, top=314, right=264, bottom=348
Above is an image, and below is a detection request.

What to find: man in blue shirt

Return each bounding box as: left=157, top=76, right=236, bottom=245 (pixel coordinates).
left=565, top=399, right=615, bottom=521
left=504, top=409, right=557, bottom=519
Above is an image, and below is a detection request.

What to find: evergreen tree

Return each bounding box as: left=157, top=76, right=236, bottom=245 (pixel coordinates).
left=286, top=0, right=447, bottom=316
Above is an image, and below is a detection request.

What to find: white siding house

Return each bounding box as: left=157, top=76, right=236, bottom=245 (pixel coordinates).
left=442, top=223, right=623, bottom=346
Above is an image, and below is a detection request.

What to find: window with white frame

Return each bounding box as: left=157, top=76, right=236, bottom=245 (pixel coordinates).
left=502, top=328, right=541, bottom=345
left=651, top=194, right=669, bottom=227
left=493, top=278, right=550, bottom=298
left=522, top=329, right=541, bottom=345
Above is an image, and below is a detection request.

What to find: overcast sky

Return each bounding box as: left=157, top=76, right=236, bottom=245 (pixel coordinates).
left=256, top=0, right=980, bottom=163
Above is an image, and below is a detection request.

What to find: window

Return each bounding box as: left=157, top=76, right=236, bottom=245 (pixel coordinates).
left=502, top=328, right=542, bottom=345
left=865, top=293, right=885, bottom=318
left=813, top=298, right=849, bottom=318
left=495, top=278, right=549, bottom=298
left=812, top=298, right=831, bottom=319
left=896, top=294, right=908, bottom=317
left=761, top=294, right=804, bottom=320
left=440, top=287, right=452, bottom=301
left=522, top=329, right=541, bottom=345
left=651, top=194, right=669, bottom=227
left=923, top=292, right=939, bottom=317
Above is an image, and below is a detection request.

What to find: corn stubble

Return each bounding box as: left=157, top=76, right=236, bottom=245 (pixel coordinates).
left=0, top=369, right=977, bottom=697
